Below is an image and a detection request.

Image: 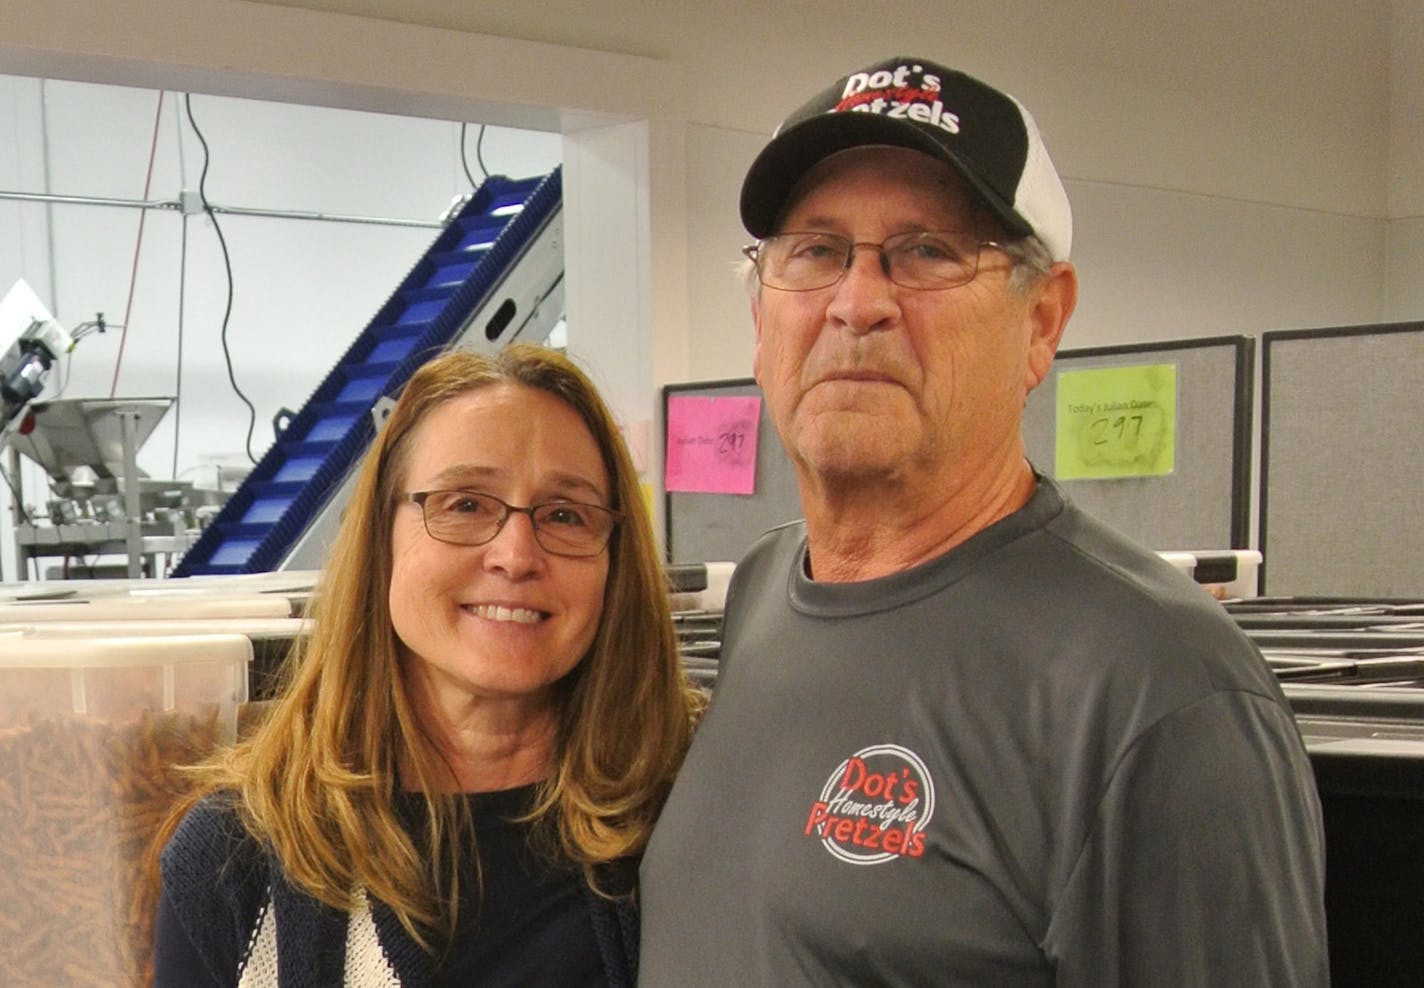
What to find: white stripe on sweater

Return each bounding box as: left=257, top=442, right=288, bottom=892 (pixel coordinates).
left=234, top=890, right=403, bottom=987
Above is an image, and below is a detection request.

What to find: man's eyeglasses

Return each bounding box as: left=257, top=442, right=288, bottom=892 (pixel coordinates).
left=742, top=230, right=1007, bottom=292
left=404, top=490, right=621, bottom=558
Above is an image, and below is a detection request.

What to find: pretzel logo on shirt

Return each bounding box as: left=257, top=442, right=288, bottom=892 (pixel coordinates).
left=804, top=743, right=935, bottom=865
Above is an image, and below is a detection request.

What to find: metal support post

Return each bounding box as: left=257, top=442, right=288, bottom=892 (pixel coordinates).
left=8, top=445, right=25, bottom=580
left=120, top=408, right=143, bottom=578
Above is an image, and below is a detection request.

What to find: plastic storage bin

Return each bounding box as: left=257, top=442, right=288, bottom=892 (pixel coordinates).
left=1157, top=549, right=1262, bottom=600
left=0, top=592, right=293, bottom=623
left=0, top=633, right=251, bottom=986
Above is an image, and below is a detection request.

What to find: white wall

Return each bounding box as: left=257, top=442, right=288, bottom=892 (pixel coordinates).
left=671, top=0, right=1410, bottom=377
left=682, top=129, right=1399, bottom=380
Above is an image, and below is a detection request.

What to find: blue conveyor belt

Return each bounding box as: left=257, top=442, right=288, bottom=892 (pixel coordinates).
left=173, top=170, right=561, bottom=576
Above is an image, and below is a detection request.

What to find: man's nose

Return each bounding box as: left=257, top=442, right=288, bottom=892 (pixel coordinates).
left=826, top=246, right=899, bottom=333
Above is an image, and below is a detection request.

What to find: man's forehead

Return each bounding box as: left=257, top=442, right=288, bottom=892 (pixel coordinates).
left=775, top=145, right=990, bottom=230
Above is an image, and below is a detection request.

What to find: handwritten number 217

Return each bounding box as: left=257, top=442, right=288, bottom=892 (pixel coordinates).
left=718, top=431, right=746, bottom=455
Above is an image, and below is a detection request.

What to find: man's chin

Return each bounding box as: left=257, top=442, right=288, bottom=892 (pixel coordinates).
left=791, top=417, right=916, bottom=480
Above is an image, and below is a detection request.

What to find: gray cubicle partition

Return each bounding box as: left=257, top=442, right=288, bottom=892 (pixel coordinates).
left=664, top=379, right=801, bottom=565
left=1260, top=322, right=1424, bottom=597
left=667, top=336, right=1254, bottom=566
left=1022, top=336, right=1254, bottom=552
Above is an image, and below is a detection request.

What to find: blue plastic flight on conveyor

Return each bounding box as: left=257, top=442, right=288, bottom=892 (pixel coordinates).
left=172, top=169, right=561, bottom=577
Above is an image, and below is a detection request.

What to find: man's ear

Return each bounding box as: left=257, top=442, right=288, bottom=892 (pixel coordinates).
left=1024, top=261, right=1077, bottom=393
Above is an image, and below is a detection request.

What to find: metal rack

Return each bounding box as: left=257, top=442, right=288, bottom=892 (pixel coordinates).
left=1223, top=597, right=1424, bottom=987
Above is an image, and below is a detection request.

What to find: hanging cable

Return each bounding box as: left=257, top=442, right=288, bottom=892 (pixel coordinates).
left=172, top=212, right=188, bottom=480
left=459, top=122, right=488, bottom=190
left=50, top=316, right=115, bottom=400
left=459, top=122, right=476, bottom=188
left=184, top=93, right=258, bottom=465
left=51, top=342, right=72, bottom=400
left=69, top=315, right=116, bottom=343
left=172, top=100, right=190, bottom=482
left=108, top=91, right=165, bottom=398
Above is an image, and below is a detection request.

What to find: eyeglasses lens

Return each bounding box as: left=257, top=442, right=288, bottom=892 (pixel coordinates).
left=418, top=490, right=614, bottom=557
left=753, top=231, right=981, bottom=291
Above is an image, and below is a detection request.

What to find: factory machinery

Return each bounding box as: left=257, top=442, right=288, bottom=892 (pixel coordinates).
left=1, top=170, right=564, bottom=582
left=2, top=280, right=213, bottom=580
left=2, top=395, right=213, bottom=579
left=2, top=284, right=185, bottom=581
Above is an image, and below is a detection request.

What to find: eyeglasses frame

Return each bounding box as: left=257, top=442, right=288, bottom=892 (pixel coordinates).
left=741, top=230, right=1014, bottom=293
left=403, top=489, right=622, bottom=558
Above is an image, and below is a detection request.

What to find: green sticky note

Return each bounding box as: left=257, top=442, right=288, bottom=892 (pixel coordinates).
left=1054, top=364, right=1177, bottom=479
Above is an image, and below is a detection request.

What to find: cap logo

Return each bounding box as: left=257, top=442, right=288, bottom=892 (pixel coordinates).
left=836, top=62, right=960, bottom=135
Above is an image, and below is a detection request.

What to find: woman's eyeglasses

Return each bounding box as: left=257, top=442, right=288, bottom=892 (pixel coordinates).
left=404, top=489, right=621, bottom=558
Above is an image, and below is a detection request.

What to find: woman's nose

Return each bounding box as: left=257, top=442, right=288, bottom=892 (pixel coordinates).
left=480, top=510, right=545, bottom=578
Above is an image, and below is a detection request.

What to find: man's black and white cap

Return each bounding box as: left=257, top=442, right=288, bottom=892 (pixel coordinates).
left=740, top=56, right=1072, bottom=262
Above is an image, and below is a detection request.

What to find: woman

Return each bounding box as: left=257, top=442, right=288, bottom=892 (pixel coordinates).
left=152, top=344, right=702, bottom=986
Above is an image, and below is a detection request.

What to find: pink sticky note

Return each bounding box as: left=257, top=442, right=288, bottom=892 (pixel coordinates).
left=665, top=395, right=762, bottom=494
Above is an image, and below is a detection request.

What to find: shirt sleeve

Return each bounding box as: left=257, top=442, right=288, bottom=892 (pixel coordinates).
left=153, top=884, right=226, bottom=988
left=1044, top=690, right=1329, bottom=986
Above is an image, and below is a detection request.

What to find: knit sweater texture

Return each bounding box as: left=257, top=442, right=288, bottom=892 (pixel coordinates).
left=159, top=794, right=639, bottom=987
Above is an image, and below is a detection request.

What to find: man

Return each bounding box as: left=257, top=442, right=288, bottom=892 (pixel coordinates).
left=639, top=56, right=1328, bottom=986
